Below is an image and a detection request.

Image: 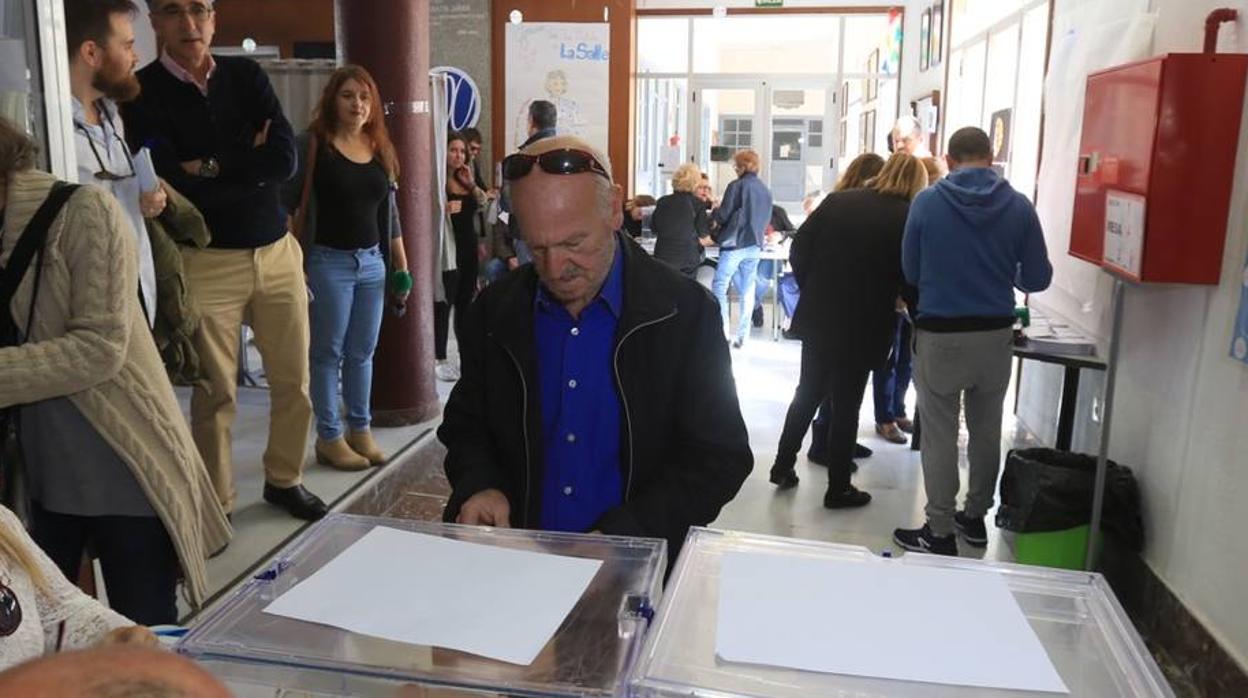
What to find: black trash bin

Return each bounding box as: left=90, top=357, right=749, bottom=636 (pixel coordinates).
left=997, top=448, right=1143, bottom=568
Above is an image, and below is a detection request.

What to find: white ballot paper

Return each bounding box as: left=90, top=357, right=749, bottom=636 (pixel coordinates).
left=716, top=552, right=1069, bottom=694
left=134, top=147, right=159, bottom=193
left=263, top=526, right=603, bottom=665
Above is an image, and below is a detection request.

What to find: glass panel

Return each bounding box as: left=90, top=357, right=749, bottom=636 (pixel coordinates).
left=837, top=78, right=898, bottom=179
left=638, top=18, right=689, bottom=74
left=984, top=23, right=1020, bottom=130
left=771, top=87, right=828, bottom=207
left=698, top=88, right=756, bottom=199
left=692, top=16, right=839, bottom=74
left=633, top=77, right=689, bottom=198
left=1010, top=2, right=1049, bottom=201
left=945, top=39, right=986, bottom=136
left=950, top=0, right=1029, bottom=46
left=0, top=0, right=49, bottom=169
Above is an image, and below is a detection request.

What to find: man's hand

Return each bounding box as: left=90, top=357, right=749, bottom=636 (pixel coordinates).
left=140, top=185, right=168, bottom=219
left=180, top=159, right=202, bottom=176
left=507, top=257, right=520, bottom=270
left=98, top=626, right=158, bottom=648
left=456, top=489, right=511, bottom=527
left=447, top=200, right=463, bottom=215
left=254, top=119, right=272, bottom=148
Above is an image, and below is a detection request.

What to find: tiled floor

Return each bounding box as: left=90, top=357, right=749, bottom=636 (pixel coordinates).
left=709, top=323, right=1017, bottom=563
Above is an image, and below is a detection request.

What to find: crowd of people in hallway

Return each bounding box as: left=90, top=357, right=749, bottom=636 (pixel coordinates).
left=0, top=0, right=1055, bottom=679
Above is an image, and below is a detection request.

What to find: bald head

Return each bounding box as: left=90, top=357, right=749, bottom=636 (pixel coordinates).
left=0, top=646, right=231, bottom=698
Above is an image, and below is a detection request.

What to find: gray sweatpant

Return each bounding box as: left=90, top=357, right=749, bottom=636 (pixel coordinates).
left=913, top=328, right=1014, bottom=536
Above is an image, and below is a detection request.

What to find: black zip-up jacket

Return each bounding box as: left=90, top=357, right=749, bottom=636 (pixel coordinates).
left=438, top=235, right=753, bottom=560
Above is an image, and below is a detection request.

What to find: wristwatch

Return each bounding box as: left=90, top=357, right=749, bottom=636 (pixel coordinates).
left=198, top=157, right=221, bottom=178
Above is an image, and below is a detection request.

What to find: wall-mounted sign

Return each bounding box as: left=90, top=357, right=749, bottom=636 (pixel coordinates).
left=431, top=66, right=481, bottom=131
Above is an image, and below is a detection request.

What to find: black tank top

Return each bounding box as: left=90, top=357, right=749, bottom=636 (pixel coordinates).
left=313, top=145, right=390, bottom=250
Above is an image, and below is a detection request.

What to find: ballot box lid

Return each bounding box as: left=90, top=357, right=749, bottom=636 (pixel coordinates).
left=628, top=528, right=1173, bottom=698
left=178, top=514, right=665, bottom=697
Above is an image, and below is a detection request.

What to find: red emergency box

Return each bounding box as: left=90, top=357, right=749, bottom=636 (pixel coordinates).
left=1069, top=53, right=1248, bottom=284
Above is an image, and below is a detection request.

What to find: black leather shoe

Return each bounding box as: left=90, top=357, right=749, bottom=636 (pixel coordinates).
left=768, top=466, right=799, bottom=490
left=823, top=485, right=872, bottom=509
left=752, top=305, right=765, bottom=328
left=853, top=443, right=873, bottom=459
left=263, top=483, right=328, bottom=521
left=806, top=451, right=858, bottom=473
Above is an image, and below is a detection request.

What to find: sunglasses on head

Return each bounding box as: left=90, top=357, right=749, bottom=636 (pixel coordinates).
left=501, top=148, right=610, bottom=182
left=0, top=580, right=21, bottom=637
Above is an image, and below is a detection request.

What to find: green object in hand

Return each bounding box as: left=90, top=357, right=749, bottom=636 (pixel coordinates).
left=391, top=270, right=413, bottom=295
left=1014, top=306, right=1031, bottom=328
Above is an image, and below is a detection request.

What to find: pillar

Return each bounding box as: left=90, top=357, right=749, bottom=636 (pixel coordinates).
left=336, top=0, right=440, bottom=425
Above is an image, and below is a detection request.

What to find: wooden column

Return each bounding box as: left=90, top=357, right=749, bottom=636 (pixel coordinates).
left=336, top=0, right=440, bottom=425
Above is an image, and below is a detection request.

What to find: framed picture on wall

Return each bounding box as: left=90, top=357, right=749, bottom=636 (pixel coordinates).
left=931, top=0, right=945, bottom=68
left=840, top=120, right=848, bottom=154
left=860, top=110, right=876, bottom=154
left=840, top=80, right=849, bottom=111
left=920, top=9, right=931, bottom=71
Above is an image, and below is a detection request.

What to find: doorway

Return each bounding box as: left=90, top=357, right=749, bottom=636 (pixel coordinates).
left=635, top=11, right=903, bottom=221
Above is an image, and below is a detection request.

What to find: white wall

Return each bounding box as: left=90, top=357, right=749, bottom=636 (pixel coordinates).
left=1034, top=0, right=1248, bottom=672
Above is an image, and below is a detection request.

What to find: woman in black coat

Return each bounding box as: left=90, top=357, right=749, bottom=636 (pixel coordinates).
left=770, top=153, right=929, bottom=508
left=650, top=163, right=711, bottom=277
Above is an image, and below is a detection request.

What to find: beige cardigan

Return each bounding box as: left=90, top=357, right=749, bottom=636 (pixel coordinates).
left=0, top=169, right=231, bottom=607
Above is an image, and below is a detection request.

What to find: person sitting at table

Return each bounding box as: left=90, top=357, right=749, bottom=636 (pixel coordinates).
left=437, top=136, right=753, bottom=561
left=770, top=153, right=928, bottom=509
left=621, top=194, right=655, bottom=238
left=751, top=204, right=797, bottom=328
left=650, top=162, right=711, bottom=278
left=0, top=505, right=157, bottom=671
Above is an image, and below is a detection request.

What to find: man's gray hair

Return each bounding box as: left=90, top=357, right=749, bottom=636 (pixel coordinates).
left=893, top=114, right=924, bottom=139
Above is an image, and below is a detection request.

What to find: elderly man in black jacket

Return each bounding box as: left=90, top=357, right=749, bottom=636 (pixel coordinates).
left=438, top=136, right=752, bottom=560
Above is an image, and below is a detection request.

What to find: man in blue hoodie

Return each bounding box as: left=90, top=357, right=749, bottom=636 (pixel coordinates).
left=893, top=127, right=1052, bottom=556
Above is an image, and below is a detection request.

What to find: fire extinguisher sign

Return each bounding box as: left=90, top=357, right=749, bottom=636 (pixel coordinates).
left=1103, top=190, right=1145, bottom=279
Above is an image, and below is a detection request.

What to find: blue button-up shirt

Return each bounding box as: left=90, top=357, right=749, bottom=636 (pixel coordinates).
left=535, top=243, right=625, bottom=532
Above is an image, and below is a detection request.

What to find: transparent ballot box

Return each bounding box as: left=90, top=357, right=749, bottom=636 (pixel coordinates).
left=629, top=528, right=1173, bottom=698
left=178, top=514, right=666, bottom=697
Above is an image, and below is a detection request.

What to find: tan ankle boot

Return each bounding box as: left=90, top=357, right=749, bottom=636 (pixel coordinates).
left=316, top=437, right=369, bottom=471
left=345, top=429, right=386, bottom=466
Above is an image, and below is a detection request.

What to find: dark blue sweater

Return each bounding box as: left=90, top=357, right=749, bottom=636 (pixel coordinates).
left=902, top=167, right=1052, bottom=324
left=122, top=55, right=296, bottom=249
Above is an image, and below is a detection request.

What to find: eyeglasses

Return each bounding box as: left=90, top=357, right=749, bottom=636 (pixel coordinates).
left=501, top=148, right=610, bottom=182
left=0, top=580, right=22, bottom=637
left=75, top=105, right=136, bottom=182
left=155, top=2, right=214, bottom=22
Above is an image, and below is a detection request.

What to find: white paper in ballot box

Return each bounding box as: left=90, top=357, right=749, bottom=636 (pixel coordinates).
left=263, top=526, right=603, bottom=666
left=134, top=147, right=159, bottom=193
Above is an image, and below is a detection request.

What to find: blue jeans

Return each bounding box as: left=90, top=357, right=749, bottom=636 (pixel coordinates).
left=713, top=245, right=761, bottom=342
left=872, top=313, right=913, bottom=424
left=754, top=259, right=778, bottom=312
left=306, top=245, right=386, bottom=441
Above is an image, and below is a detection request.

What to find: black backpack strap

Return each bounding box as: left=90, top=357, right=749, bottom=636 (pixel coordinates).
left=0, top=182, right=81, bottom=343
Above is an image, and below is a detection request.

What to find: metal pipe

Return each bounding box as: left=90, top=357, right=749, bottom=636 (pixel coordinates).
left=1204, top=8, right=1238, bottom=54
left=1086, top=277, right=1126, bottom=570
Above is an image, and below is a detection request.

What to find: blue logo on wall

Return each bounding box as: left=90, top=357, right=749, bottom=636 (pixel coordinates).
left=432, top=66, right=481, bottom=131
left=559, top=42, right=609, bottom=61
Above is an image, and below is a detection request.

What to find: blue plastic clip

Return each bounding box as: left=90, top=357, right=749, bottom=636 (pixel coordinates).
left=253, top=559, right=293, bottom=582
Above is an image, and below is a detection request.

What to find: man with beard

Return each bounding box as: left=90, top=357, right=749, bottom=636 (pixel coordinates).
left=65, top=0, right=163, bottom=327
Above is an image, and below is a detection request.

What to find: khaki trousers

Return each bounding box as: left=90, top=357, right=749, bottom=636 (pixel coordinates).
left=182, top=234, right=312, bottom=512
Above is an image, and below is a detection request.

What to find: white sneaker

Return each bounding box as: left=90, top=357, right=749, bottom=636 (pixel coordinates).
left=435, top=360, right=460, bottom=382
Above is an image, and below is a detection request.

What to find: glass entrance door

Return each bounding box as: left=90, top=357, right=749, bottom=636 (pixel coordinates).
left=691, top=81, right=838, bottom=221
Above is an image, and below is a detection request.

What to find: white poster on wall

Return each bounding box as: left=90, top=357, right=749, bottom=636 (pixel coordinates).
left=1103, top=190, right=1145, bottom=278
left=505, top=22, right=610, bottom=155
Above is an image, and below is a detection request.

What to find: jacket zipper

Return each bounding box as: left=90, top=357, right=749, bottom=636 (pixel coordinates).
left=613, top=310, right=678, bottom=500
left=496, top=339, right=532, bottom=528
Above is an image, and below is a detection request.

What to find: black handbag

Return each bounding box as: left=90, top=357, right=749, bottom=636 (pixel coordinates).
left=0, top=182, right=80, bottom=523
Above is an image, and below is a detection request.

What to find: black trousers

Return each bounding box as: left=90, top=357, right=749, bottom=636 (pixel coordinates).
left=434, top=225, right=481, bottom=361
left=30, top=503, right=180, bottom=625
left=775, top=342, right=872, bottom=491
